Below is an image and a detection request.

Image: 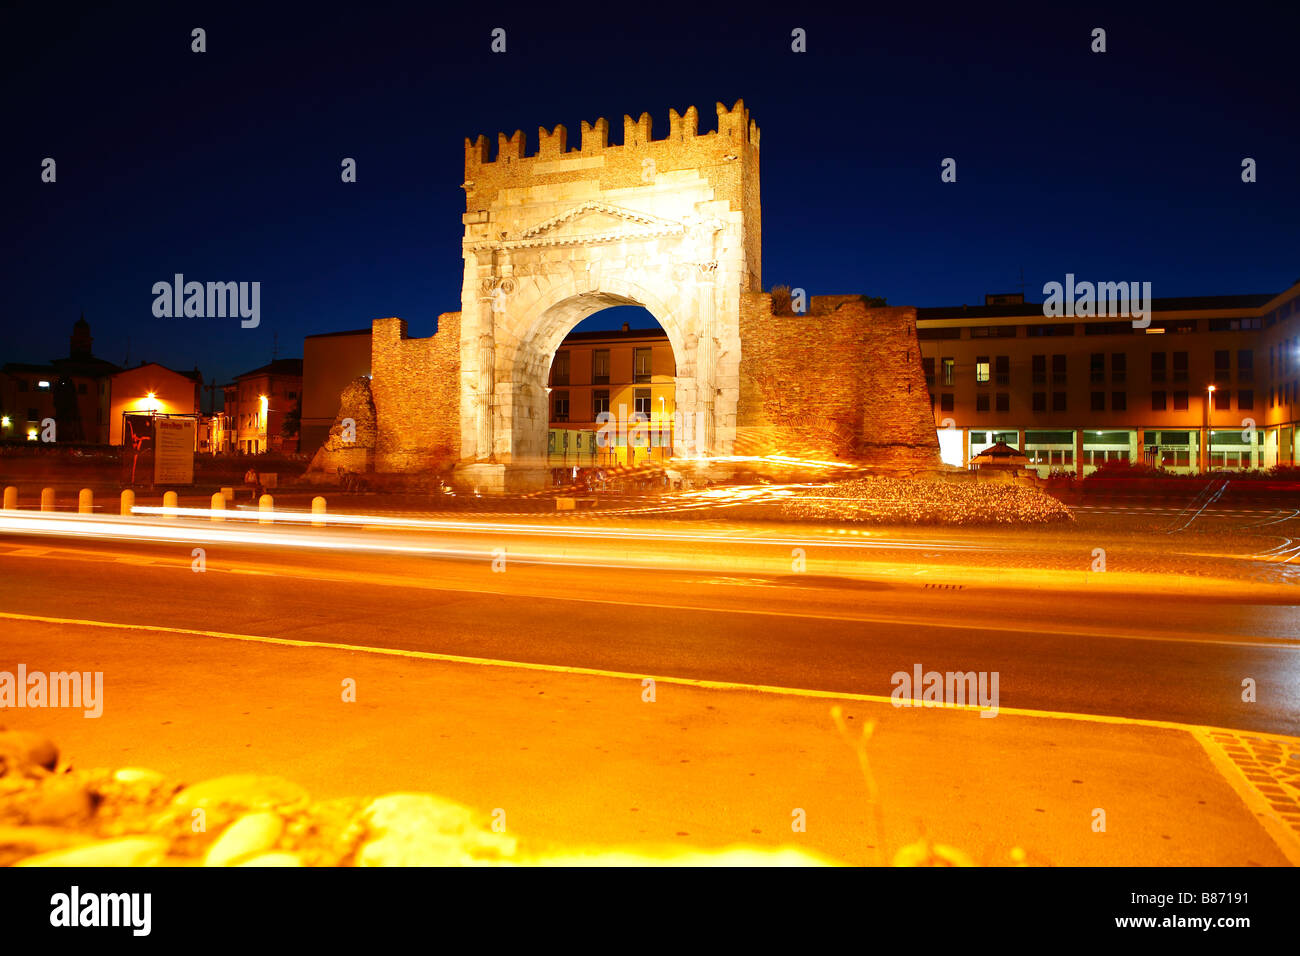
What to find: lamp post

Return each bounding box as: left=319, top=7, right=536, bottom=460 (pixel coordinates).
left=1203, top=384, right=1216, bottom=473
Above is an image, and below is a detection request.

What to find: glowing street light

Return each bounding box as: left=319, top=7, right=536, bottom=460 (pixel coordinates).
left=1203, top=384, right=1216, bottom=473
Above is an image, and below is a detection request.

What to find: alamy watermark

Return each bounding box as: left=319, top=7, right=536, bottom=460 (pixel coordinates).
left=0, top=664, right=103, bottom=718
left=152, top=274, right=260, bottom=328
left=891, top=663, right=999, bottom=718
left=1042, top=273, right=1152, bottom=328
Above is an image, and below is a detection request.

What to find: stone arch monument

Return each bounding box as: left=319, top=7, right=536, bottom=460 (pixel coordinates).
left=362, top=100, right=939, bottom=492
left=455, top=101, right=760, bottom=491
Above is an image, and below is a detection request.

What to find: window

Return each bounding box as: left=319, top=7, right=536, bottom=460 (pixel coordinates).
left=1151, top=352, right=1166, bottom=383
left=634, top=348, right=652, bottom=383
left=551, top=391, right=569, bottom=422
left=1151, top=390, right=1167, bottom=411
left=634, top=388, right=651, bottom=417
left=1213, top=389, right=1230, bottom=411
left=1033, top=392, right=1046, bottom=412
left=27, top=407, right=39, bottom=421
left=1052, top=392, right=1067, bottom=411
left=1209, top=317, right=1261, bottom=331
left=975, top=394, right=990, bottom=412
left=1238, top=349, right=1253, bottom=383
left=593, top=390, right=610, bottom=417
left=1032, top=355, right=1046, bottom=385
left=917, top=327, right=962, bottom=340
left=287, top=390, right=297, bottom=399
left=1091, top=391, right=1106, bottom=411
left=1238, top=389, right=1254, bottom=410
left=1112, top=391, right=1127, bottom=412
left=1172, top=352, right=1188, bottom=383
left=995, top=355, right=1010, bottom=386
left=1173, top=391, right=1189, bottom=411
left=922, top=357, right=935, bottom=388
left=942, top=358, right=955, bottom=386
left=1052, top=354, right=1067, bottom=385
left=1028, top=324, right=1074, bottom=337
left=1214, top=350, right=1230, bottom=384
left=551, top=351, right=570, bottom=386
left=1111, top=353, right=1126, bottom=383
left=975, top=357, right=990, bottom=384
left=1090, top=353, right=1105, bottom=383
left=940, top=394, right=954, bottom=412
left=592, top=349, right=610, bottom=385
left=995, top=393, right=1009, bottom=412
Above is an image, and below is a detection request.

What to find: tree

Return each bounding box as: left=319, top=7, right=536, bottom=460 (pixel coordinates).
left=281, top=398, right=301, bottom=439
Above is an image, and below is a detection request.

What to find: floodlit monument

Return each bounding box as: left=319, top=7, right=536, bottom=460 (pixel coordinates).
left=346, top=101, right=939, bottom=491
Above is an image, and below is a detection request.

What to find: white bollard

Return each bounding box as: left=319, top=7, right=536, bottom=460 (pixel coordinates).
left=311, top=496, right=327, bottom=528
left=120, top=489, right=135, bottom=516
left=78, top=488, right=93, bottom=514
left=40, top=488, right=55, bottom=512
left=2, top=487, right=16, bottom=510
left=210, top=492, right=225, bottom=521
left=163, top=490, right=178, bottom=517
left=259, top=494, right=274, bottom=524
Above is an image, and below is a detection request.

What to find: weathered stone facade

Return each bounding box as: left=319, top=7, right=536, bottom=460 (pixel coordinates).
left=453, top=101, right=762, bottom=491
left=354, top=101, right=939, bottom=490
left=370, top=314, right=461, bottom=474
left=305, top=376, right=378, bottom=480
left=738, top=294, right=939, bottom=470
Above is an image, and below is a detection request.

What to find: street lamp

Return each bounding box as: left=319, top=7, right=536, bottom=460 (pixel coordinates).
left=1203, top=384, right=1216, bottom=473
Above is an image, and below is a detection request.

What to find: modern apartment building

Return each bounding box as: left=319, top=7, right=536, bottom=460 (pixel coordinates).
left=916, top=279, right=1300, bottom=474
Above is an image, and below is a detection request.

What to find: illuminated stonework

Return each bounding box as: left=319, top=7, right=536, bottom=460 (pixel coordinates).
left=365, top=101, right=939, bottom=490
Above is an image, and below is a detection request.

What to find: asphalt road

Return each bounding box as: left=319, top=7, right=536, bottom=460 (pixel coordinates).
left=2, top=519, right=1297, bottom=735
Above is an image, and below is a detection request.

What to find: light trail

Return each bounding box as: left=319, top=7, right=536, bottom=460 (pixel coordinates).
left=119, top=505, right=999, bottom=552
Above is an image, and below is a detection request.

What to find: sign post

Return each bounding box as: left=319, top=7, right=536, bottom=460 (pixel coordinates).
left=154, top=417, right=196, bottom=485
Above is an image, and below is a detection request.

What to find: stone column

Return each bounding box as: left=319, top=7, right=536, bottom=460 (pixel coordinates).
left=695, top=261, right=719, bottom=456
left=476, top=326, right=495, bottom=461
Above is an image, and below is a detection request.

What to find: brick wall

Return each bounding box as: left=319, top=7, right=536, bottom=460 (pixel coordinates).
left=737, top=294, right=940, bottom=470
left=370, top=313, right=462, bottom=473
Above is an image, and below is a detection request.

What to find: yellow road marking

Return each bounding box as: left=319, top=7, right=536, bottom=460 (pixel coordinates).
left=1, top=609, right=1296, bottom=739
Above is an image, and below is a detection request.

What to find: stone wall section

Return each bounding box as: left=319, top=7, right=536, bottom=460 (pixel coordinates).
left=370, top=313, right=462, bottom=473
left=738, top=294, right=940, bottom=470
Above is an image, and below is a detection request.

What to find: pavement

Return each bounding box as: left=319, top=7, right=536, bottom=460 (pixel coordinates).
left=2, top=616, right=1296, bottom=866
left=2, top=488, right=1298, bottom=866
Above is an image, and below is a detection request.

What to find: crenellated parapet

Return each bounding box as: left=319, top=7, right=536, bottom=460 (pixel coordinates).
left=462, top=100, right=759, bottom=184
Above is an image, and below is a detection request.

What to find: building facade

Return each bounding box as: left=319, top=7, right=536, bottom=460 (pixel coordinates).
left=108, top=362, right=202, bottom=445
left=917, top=281, right=1300, bottom=474
left=546, top=324, right=677, bottom=468
left=0, top=317, right=118, bottom=443
left=219, top=359, right=304, bottom=454
left=301, top=329, right=372, bottom=456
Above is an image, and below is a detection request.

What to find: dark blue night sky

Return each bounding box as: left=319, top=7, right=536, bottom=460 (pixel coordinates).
left=4, top=2, right=1298, bottom=394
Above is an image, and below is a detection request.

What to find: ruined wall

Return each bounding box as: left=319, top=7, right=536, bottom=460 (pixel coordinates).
left=370, top=313, right=461, bottom=473
left=738, top=294, right=940, bottom=471
left=304, top=376, right=377, bottom=481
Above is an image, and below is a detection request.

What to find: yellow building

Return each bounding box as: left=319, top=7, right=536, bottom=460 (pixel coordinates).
left=546, top=324, right=676, bottom=469
left=917, top=280, right=1300, bottom=474
left=220, top=359, right=303, bottom=454
left=109, top=362, right=202, bottom=445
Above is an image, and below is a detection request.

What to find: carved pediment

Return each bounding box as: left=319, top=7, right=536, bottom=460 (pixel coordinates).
left=466, top=201, right=689, bottom=251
